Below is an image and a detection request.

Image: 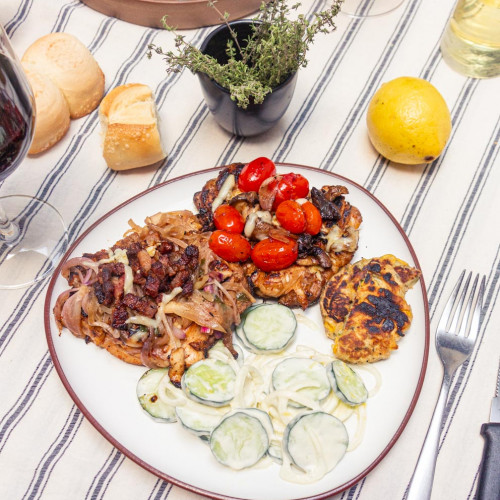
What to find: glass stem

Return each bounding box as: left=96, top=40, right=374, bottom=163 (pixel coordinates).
left=0, top=201, right=20, bottom=242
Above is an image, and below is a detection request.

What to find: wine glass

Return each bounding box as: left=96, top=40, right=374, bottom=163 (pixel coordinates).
left=341, top=0, right=404, bottom=18
left=0, top=24, right=68, bottom=289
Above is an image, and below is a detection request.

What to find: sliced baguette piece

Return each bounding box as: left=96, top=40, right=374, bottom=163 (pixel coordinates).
left=99, top=83, right=166, bottom=171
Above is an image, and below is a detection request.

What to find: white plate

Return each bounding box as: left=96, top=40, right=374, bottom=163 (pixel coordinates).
left=44, top=164, right=429, bottom=500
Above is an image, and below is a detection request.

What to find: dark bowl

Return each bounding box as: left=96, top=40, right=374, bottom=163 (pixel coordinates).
left=197, top=20, right=298, bottom=137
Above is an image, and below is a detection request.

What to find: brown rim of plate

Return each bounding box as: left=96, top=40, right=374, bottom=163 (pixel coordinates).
left=80, top=0, right=265, bottom=30
left=44, top=163, right=430, bottom=500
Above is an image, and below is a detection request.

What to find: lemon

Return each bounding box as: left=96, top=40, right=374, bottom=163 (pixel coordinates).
left=366, top=76, right=452, bottom=165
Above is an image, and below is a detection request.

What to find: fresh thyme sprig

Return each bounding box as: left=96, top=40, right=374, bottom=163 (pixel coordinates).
left=147, top=0, right=343, bottom=109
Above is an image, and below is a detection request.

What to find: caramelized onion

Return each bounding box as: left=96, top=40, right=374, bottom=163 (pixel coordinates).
left=163, top=292, right=227, bottom=333
left=60, top=286, right=89, bottom=338
left=53, top=288, right=77, bottom=331
left=140, top=333, right=156, bottom=368
left=61, top=257, right=99, bottom=280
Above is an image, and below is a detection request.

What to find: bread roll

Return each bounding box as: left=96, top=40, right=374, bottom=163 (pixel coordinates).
left=99, top=83, right=166, bottom=171
left=22, top=32, right=104, bottom=119
left=23, top=63, right=70, bottom=155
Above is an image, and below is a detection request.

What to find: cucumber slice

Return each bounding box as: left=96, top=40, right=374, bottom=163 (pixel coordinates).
left=175, top=406, right=225, bottom=438
left=272, top=358, right=331, bottom=406
left=268, top=441, right=283, bottom=464
left=237, top=407, right=274, bottom=436
left=327, top=360, right=368, bottom=406
left=181, top=358, right=236, bottom=407
left=210, top=411, right=270, bottom=469
left=241, top=303, right=297, bottom=353
left=234, top=304, right=264, bottom=351
left=136, top=368, right=177, bottom=422
left=283, top=411, right=348, bottom=475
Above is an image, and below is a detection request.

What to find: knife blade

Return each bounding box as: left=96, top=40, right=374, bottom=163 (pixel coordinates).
left=477, top=359, right=500, bottom=500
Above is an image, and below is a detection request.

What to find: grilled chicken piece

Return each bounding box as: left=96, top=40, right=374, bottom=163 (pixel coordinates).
left=320, top=254, right=421, bottom=363
left=54, top=206, right=252, bottom=386
left=168, top=347, right=186, bottom=386
left=247, top=190, right=363, bottom=309
left=246, top=263, right=331, bottom=309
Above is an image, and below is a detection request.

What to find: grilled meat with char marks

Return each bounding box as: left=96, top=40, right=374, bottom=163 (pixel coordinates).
left=53, top=209, right=253, bottom=386
left=193, top=164, right=363, bottom=309
left=193, top=163, right=245, bottom=230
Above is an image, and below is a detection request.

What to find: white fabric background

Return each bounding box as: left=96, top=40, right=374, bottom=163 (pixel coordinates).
left=0, top=0, right=499, bottom=499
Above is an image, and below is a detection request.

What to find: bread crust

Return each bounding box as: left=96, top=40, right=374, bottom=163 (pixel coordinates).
left=99, top=83, right=166, bottom=170
left=22, top=32, right=104, bottom=119
left=23, top=64, right=70, bottom=155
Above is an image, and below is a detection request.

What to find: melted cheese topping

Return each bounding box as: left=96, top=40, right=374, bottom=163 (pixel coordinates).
left=125, top=315, right=159, bottom=328
left=212, top=174, right=235, bottom=212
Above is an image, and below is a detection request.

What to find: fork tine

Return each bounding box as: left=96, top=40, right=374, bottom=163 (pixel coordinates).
left=437, top=270, right=465, bottom=333
left=457, top=273, right=479, bottom=337
left=448, top=271, right=472, bottom=334
left=466, top=275, right=485, bottom=343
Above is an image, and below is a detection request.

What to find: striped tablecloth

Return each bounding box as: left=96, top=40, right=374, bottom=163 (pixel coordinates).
left=1, top=0, right=499, bottom=499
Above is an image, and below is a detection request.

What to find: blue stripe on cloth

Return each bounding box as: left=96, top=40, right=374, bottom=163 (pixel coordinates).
left=85, top=448, right=125, bottom=500
left=147, top=479, right=173, bottom=500
left=22, top=405, right=83, bottom=499
left=319, top=0, right=423, bottom=172
left=0, top=354, right=52, bottom=452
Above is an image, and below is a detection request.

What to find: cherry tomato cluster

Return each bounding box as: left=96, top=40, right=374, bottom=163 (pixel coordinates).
left=276, top=200, right=322, bottom=235
left=209, top=205, right=250, bottom=263
left=208, top=157, right=323, bottom=272
left=266, top=172, right=310, bottom=211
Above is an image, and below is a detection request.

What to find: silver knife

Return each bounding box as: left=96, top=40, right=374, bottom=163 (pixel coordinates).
left=477, top=359, right=500, bottom=500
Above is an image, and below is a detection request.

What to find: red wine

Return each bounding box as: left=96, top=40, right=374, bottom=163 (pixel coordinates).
left=0, top=52, right=34, bottom=181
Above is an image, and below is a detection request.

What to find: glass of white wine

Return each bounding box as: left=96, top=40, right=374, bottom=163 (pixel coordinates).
left=0, top=24, right=68, bottom=289
left=341, top=0, right=404, bottom=18
left=441, top=0, right=500, bottom=78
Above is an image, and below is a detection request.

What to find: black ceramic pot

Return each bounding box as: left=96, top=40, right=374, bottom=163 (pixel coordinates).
left=197, top=20, right=298, bottom=137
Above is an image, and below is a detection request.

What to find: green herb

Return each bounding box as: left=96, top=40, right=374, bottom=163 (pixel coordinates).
left=148, top=0, right=343, bottom=109
left=236, top=292, right=251, bottom=302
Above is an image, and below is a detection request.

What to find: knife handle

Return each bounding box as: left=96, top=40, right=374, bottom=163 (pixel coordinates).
left=477, top=422, right=500, bottom=500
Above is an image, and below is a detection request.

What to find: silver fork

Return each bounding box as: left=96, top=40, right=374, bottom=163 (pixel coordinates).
left=406, top=271, right=485, bottom=500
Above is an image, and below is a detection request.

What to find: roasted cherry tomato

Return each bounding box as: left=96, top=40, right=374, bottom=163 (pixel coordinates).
left=238, top=157, right=277, bottom=192
left=276, top=200, right=306, bottom=234
left=213, top=204, right=245, bottom=233
left=250, top=237, right=298, bottom=272
left=301, top=201, right=322, bottom=235
left=272, top=173, right=310, bottom=210
left=209, top=230, right=251, bottom=262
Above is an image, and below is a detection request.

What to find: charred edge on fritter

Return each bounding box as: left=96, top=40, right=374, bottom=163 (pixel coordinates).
left=357, top=289, right=410, bottom=336
left=321, top=276, right=350, bottom=322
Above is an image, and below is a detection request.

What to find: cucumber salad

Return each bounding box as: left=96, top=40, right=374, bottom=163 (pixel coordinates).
left=136, top=303, right=381, bottom=484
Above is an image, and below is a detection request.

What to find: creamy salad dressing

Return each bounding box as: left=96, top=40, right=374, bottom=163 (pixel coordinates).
left=140, top=337, right=380, bottom=483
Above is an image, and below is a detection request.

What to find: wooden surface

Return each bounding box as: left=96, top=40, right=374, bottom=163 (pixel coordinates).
left=80, top=0, right=263, bottom=29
